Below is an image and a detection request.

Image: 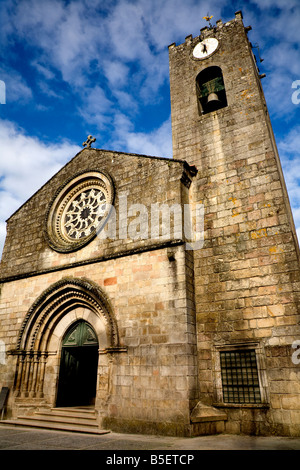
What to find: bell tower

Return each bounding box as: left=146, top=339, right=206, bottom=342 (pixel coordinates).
left=169, top=11, right=272, bottom=167
left=169, top=11, right=300, bottom=435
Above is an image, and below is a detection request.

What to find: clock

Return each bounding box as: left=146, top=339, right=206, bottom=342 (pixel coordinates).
left=193, top=38, right=219, bottom=59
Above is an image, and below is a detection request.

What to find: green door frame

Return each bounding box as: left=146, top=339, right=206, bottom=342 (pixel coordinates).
left=56, top=320, right=99, bottom=407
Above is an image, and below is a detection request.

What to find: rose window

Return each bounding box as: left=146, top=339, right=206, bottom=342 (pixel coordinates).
left=64, top=188, right=107, bottom=240
left=46, top=171, right=114, bottom=252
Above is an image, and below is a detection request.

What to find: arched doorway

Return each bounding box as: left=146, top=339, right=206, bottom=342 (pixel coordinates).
left=56, top=320, right=99, bottom=407
left=13, top=277, right=121, bottom=403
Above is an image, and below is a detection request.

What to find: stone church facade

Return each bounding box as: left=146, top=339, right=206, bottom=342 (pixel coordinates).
left=0, top=11, right=300, bottom=437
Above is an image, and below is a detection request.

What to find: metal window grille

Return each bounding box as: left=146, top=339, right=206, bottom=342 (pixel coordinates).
left=220, top=349, right=261, bottom=404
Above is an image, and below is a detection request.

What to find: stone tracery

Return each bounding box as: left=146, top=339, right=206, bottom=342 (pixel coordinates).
left=45, top=171, right=114, bottom=252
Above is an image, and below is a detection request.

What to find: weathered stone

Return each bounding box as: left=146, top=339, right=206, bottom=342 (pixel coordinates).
left=0, top=11, right=299, bottom=437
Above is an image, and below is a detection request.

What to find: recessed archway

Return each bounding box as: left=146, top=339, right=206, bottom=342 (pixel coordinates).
left=56, top=320, right=99, bottom=407
left=196, top=66, right=227, bottom=114
left=12, top=277, right=121, bottom=401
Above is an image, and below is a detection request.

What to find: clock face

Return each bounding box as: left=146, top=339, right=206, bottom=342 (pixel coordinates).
left=193, top=38, right=219, bottom=59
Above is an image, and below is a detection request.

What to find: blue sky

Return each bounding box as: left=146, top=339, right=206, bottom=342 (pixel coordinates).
left=0, top=0, right=300, bottom=255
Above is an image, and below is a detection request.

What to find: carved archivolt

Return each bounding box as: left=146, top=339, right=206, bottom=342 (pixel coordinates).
left=12, top=277, right=122, bottom=398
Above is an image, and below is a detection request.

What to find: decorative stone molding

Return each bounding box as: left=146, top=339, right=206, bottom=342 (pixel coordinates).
left=45, top=170, right=114, bottom=252
left=10, top=277, right=122, bottom=399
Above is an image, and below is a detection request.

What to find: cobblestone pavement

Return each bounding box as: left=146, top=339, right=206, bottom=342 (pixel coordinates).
left=0, top=424, right=300, bottom=451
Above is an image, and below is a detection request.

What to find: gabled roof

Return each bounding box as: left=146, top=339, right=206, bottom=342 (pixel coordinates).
left=6, top=147, right=197, bottom=222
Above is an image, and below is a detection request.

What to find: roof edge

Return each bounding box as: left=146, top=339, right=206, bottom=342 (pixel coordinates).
left=5, top=148, right=197, bottom=223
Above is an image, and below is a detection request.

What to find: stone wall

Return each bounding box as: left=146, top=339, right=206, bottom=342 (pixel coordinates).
left=1, top=10, right=299, bottom=437
left=0, top=149, right=194, bottom=281
left=0, top=145, right=200, bottom=435
left=0, top=243, right=199, bottom=435
left=169, top=12, right=300, bottom=436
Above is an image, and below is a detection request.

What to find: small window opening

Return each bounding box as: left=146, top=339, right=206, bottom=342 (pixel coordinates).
left=220, top=349, right=262, bottom=404
left=196, top=66, right=227, bottom=114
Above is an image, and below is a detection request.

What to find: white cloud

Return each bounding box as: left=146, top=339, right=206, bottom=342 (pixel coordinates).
left=102, top=61, right=130, bottom=88
left=262, top=71, right=298, bottom=120
left=278, top=126, right=300, bottom=241
left=279, top=126, right=300, bottom=160
left=78, top=85, right=114, bottom=129
left=112, top=114, right=172, bottom=157
left=0, top=119, right=80, bottom=256
left=113, top=90, right=139, bottom=113
left=0, top=66, right=32, bottom=104
left=0, top=0, right=172, bottom=128
left=32, top=61, right=56, bottom=81
left=2, top=0, right=105, bottom=88
left=249, top=0, right=300, bottom=44
left=0, top=0, right=224, bottom=117
left=251, top=0, right=298, bottom=7
left=144, top=0, right=220, bottom=50
left=240, top=1, right=300, bottom=122
left=106, top=2, right=152, bottom=62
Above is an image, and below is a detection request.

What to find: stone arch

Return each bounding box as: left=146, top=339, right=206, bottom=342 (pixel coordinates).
left=196, top=65, right=227, bottom=114
left=48, top=306, right=109, bottom=353
left=13, top=277, right=121, bottom=399
left=17, top=277, right=119, bottom=352
left=55, top=319, right=100, bottom=407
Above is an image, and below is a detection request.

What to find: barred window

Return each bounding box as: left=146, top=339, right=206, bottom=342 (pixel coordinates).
left=220, top=349, right=262, bottom=404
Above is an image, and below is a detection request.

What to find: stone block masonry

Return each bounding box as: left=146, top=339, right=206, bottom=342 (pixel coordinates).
left=169, top=11, right=300, bottom=436
left=0, top=10, right=299, bottom=438
left=0, top=243, right=200, bottom=436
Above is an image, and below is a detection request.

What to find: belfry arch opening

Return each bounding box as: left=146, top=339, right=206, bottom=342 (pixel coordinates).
left=56, top=320, right=99, bottom=407
left=196, top=66, right=227, bottom=114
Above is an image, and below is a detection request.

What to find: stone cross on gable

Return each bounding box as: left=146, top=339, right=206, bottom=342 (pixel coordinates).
left=83, top=135, right=96, bottom=148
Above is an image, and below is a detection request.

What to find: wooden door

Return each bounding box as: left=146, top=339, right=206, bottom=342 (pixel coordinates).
left=56, top=321, right=98, bottom=407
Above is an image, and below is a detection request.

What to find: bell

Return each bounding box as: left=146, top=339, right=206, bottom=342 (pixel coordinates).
left=206, top=92, right=222, bottom=112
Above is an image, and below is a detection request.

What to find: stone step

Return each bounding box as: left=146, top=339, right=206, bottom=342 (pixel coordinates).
left=1, top=407, right=110, bottom=435
left=36, top=407, right=98, bottom=423
left=2, top=418, right=110, bottom=434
